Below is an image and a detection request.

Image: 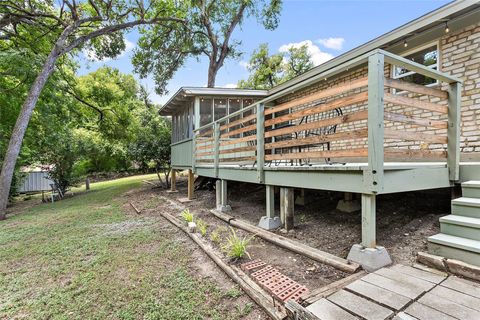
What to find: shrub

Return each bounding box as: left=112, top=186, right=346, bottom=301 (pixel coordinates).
left=181, top=208, right=194, bottom=223
left=196, top=219, right=208, bottom=236
left=222, top=227, right=254, bottom=260
left=210, top=228, right=223, bottom=244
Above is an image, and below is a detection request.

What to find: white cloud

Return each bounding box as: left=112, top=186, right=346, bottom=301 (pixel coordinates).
left=239, top=60, right=250, bottom=69
left=84, top=38, right=136, bottom=62
left=317, top=37, right=345, bottom=51
left=222, top=83, right=237, bottom=88
left=279, top=40, right=334, bottom=66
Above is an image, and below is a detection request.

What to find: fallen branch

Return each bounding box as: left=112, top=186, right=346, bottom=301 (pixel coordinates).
left=142, top=180, right=157, bottom=186
left=157, top=204, right=286, bottom=320
left=129, top=202, right=141, bottom=214
left=209, top=209, right=360, bottom=274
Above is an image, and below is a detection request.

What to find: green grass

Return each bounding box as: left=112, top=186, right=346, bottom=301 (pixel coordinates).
left=0, top=175, right=247, bottom=319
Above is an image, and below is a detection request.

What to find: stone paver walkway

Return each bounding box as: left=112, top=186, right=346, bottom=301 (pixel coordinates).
left=306, top=264, right=480, bottom=320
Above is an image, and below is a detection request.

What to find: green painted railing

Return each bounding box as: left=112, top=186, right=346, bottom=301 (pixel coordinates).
left=189, top=49, right=462, bottom=193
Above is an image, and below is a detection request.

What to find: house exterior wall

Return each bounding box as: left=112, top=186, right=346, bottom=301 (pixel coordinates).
left=441, top=22, right=480, bottom=159
left=273, top=22, right=480, bottom=160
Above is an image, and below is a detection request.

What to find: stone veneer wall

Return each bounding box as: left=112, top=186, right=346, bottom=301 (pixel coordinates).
left=272, top=22, right=480, bottom=161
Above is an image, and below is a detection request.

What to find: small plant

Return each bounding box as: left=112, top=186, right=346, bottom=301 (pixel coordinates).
left=181, top=208, right=194, bottom=223
left=222, top=227, right=254, bottom=260
left=225, top=287, right=243, bottom=299
left=236, top=303, right=253, bottom=316
left=196, top=219, right=208, bottom=236
left=210, top=227, right=223, bottom=244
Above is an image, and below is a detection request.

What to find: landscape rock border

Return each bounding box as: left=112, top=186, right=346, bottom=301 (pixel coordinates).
left=417, top=251, right=480, bottom=281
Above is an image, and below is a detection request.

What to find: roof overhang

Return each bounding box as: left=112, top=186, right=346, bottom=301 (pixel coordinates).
left=159, top=87, right=268, bottom=115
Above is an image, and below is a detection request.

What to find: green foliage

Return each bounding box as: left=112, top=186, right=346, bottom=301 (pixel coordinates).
left=40, top=129, right=83, bottom=195
left=236, top=303, right=253, bottom=316
left=133, top=1, right=282, bottom=94
left=210, top=227, right=223, bottom=244
left=238, top=43, right=314, bottom=89
left=196, top=219, right=208, bottom=237
left=181, top=209, right=194, bottom=223
left=225, top=287, right=243, bottom=299
left=222, top=227, right=254, bottom=260
left=129, top=99, right=172, bottom=187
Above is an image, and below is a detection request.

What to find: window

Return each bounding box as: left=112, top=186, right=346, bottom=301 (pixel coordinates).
left=214, top=98, right=227, bottom=121
left=393, top=44, right=439, bottom=86
left=200, top=98, right=213, bottom=127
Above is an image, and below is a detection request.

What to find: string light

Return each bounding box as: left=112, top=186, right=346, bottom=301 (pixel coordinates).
left=445, top=22, right=450, bottom=33
left=404, top=39, right=408, bottom=48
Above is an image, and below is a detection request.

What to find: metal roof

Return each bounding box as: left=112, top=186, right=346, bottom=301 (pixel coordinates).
left=161, top=0, right=480, bottom=115
left=160, top=87, right=268, bottom=115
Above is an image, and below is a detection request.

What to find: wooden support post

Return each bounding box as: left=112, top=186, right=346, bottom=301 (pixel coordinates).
left=85, top=177, right=90, bottom=191
left=266, top=185, right=275, bottom=218
left=447, top=81, right=461, bottom=181
left=280, top=187, right=285, bottom=224
left=221, top=180, right=228, bottom=207
left=361, top=193, right=376, bottom=248
left=284, top=187, right=294, bottom=231
left=365, top=52, right=385, bottom=194
left=256, top=103, right=265, bottom=183
left=187, top=169, right=194, bottom=200
left=170, top=169, right=177, bottom=192
left=216, top=179, right=221, bottom=209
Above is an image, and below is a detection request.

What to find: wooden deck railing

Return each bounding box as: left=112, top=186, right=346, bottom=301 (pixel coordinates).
left=192, top=49, right=462, bottom=191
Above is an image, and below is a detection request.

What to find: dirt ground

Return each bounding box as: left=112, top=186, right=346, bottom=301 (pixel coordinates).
left=145, top=176, right=450, bottom=293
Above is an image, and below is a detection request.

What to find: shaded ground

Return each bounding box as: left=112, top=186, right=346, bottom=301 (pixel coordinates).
left=168, top=177, right=449, bottom=269
left=1, top=175, right=265, bottom=319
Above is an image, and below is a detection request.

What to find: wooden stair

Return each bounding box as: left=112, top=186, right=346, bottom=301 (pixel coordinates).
left=428, top=181, right=480, bottom=266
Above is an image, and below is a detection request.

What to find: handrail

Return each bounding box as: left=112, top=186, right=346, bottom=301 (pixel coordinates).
left=190, top=49, right=462, bottom=187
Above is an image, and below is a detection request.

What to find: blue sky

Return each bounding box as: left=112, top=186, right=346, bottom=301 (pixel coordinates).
left=78, top=0, right=451, bottom=104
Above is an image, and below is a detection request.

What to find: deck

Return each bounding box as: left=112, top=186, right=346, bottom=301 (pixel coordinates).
left=173, top=49, right=464, bottom=196
left=302, top=264, right=480, bottom=320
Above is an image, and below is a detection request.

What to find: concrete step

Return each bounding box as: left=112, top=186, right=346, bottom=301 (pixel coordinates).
left=463, top=181, right=480, bottom=198
left=428, top=233, right=480, bottom=266
left=440, top=215, right=480, bottom=241
left=451, top=197, right=480, bottom=218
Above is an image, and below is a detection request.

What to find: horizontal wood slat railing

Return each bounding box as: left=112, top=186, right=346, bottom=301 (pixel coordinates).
left=191, top=49, right=461, bottom=184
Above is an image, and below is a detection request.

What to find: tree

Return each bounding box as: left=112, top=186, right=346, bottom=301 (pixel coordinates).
left=238, top=42, right=314, bottom=89
left=0, top=0, right=186, bottom=220
left=129, top=100, right=172, bottom=188
left=133, top=0, right=282, bottom=94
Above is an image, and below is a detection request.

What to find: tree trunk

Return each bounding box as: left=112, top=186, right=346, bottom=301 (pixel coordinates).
left=0, top=48, right=59, bottom=220
left=207, top=63, right=218, bottom=87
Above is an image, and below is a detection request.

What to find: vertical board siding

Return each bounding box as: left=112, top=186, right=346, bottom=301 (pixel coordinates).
left=18, top=172, right=53, bottom=192
left=172, top=139, right=193, bottom=167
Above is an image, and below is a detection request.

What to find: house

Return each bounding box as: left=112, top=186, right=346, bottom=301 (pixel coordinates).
left=160, top=0, right=480, bottom=271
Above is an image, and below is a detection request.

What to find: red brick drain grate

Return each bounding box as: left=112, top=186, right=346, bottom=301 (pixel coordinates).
left=240, top=259, right=267, bottom=271
left=242, top=260, right=309, bottom=303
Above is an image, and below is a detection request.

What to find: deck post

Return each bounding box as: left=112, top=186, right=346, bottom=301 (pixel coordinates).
left=337, top=192, right=360, bottom=213
left=193, top=97, right=200, bottom=173
left=216, top=179, right=231, bottom=212
left=447, top=81, right=461, bottom=181
left=347, top=193, right=392, bottom=271
left=365, top=51, right=385, bottom=194
left=170, top=169, right=177, bottom=192
left=214, top=122, right=220, bottom=178
left=256, top=103, right=265, bottom=183
left=280, top=187, right=285, bottom=225
left=187, top=169, right=194, bottom=200
left=284, top=187, right=295, bottom=231
left=215, top=180, right=221, bottom=209
left=258, top=185, right=281, bottom=230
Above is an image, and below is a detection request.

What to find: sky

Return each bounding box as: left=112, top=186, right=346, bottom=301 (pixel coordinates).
left=77, top=0, right=451, bottom=105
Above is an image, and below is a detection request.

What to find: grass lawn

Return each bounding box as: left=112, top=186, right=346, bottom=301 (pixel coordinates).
left=0, top=175, right=252, bottom=319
